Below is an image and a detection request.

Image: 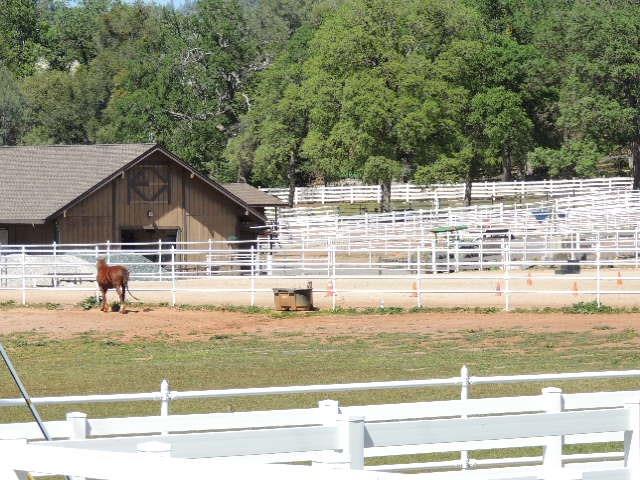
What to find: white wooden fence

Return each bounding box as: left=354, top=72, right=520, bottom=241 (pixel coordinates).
left=272, top=191, right=640, bottom=246
left=1, top=368, right=640, bottom=479
left=262, top=177, right=632, bottom=206
left=3, top=234, right=640, bottom=309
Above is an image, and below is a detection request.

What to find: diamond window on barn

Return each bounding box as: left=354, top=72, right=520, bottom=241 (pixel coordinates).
left=127, top=164, right=171, bottom=204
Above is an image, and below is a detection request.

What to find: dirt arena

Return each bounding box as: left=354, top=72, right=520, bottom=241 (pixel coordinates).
left=1, top=306, right=639, bottom=342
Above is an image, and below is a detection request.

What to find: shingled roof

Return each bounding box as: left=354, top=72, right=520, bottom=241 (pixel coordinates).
left=222, top=183, right=285, bottom=207
left=0, top=143, right=265, bottom=223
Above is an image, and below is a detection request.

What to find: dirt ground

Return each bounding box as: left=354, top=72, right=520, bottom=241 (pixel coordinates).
left=1, top=306, right=639, bottom=342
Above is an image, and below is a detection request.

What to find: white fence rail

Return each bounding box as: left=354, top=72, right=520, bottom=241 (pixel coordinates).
left=3, top=234, right=640, bottom=309
left=2, top=368, right=640, bottom=479
left=262, top=177, right=633, bottom=206
left=272, top=191, right=640, bottom=245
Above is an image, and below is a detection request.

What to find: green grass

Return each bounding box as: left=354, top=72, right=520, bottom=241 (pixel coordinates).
left=6, top=299, right=640, bottom=316
left=0, top=323, right=638, bottom=470
left=0, top=326, right=639, bottom=422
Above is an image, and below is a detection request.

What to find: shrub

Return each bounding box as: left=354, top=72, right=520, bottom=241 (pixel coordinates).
left=79, top=296, right=100, bottom=310
left=564, top=301, right=615, bottom=314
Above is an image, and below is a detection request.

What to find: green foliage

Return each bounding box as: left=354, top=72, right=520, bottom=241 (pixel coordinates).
left=362, top=157, right=403, bottom=185
left=0, top=0, right=42, bottom=77
left=79, top=296, right=100, bottom=310
left=528, top=140, right=603, bottom=179
left=0, top=66, right=27, bottom=145
left=563, top=302, right=616, bottom=315
left=4, top=0, right=640, bottom=189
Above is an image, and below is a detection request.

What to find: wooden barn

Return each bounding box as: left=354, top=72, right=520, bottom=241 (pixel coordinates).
left=0, top=143, right=283, bottom=246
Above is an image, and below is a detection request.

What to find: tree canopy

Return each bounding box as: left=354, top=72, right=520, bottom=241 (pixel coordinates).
left=2, top=0, right=640, bottom=200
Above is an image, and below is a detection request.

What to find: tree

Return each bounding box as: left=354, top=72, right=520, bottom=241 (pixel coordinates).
left=527, top=140, right=603, bottom=179
left=0, top=67, right=27, bottom=145
left=300, top=0, right=483, bottom=190
left=225, top=25, right=313, bottom=203
left=557, top=3, right=640, bottom=188
left=469, top=87, right=533, bottom=181
left=22, top=65, right=110, bottom=144
left=0, top=0, right=42, bottom=77
left=362, top=156, right=403, bottom=212
left=100, top=0, right=259, bottom=173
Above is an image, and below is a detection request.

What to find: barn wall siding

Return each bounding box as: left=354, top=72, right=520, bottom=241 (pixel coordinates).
left=0, top=223, right=55, bottom=245
left=50, top=151, right=249, bottom=246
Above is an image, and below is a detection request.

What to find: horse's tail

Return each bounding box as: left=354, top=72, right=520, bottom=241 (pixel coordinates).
left=125, top=282, right=140, bottom=301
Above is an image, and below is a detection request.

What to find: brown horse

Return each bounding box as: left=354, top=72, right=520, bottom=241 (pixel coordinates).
left=96, top=258, right=138, bottom=313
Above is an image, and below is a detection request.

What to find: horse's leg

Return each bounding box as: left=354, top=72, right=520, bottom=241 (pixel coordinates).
left=118, top=284, right=126, bottom=314
left=101, top=288, right=108, bottom=312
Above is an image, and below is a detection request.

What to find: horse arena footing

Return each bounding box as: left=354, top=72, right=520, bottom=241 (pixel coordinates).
left=3, top=269, right=640, bottom=309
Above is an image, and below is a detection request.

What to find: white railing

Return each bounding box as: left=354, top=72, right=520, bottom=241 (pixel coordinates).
left=2, top=368, right=640, bottom=479
left=0, top=441, right=399, bottom=480
left=272, top=191, right=640, bottom=245
left=3, top=234, right=640, bottom=309
left=262, top=177, right=633, bottom=206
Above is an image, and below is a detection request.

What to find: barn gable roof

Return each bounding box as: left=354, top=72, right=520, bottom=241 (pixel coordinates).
left=0, top=143, right=266, bottom=224
left=222, top=183, right=285, bottom=207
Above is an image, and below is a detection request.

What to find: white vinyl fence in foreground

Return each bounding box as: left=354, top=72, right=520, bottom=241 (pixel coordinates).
left=263, top=177, right=632, bottom=206
left=1, top=368, right=640, bottom=479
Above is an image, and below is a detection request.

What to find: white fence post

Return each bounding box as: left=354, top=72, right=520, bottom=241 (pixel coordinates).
left=313, top=399, right=342, bottom=469
left=542, top=387, right=564, bottom=479
left=331, top=244, right=337, bottom=310
left=106, top=240, right=111, bottom=264
left=157, top=239, right=163, bottom=280
left=504, top=241, right=511, bottom=311
left=460, top=364, right=470, bottom=470
left=94, top=244, right=100, bottom=302
left=170, top=246, right=176, bottom=307
left=250, top=245, right=256, bottom=306
left=416, top=246, right=422, bottom=308
left=596, top=234, right=601, bottom=307
left=207, top=239, right=212, bottom=277
left=20, top=246, right=26, bottom=305
left=318, top=399, right=340, bottom=425
left=67, top=411, right=88, bottom=480
left=625, top=398, right=640, bottom=476
left=336, top=415, right=365, bottom=470
left=636, top=228, right=639, bottom=269
left=52, top=241, right=58, bottom=287
left=160, top=379, right=170, bottom=435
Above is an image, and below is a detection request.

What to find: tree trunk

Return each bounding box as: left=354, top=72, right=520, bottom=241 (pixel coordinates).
left=464, top=174, right=472, bottom=206
left=502, top=149, right=513, bottom=182
left=287, top=150, right=296, bottom=207
left=633, top=138, right=640, bottom=190
left=464, top=156, right=479, bottom=206
left=381, top=181, right=392, bottom=212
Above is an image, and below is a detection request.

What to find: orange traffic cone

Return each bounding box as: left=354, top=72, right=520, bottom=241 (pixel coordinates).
left=410, top=281, right=418, bottom=297
left=572, top=281, right=579, bottom=296
left=325, top=280, right=333, bottom=297
left=617, top=271, right=623, bottom=286
left=526, top=272, right=533, bottom=287
left=496, top=281, right=503, bottom=296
